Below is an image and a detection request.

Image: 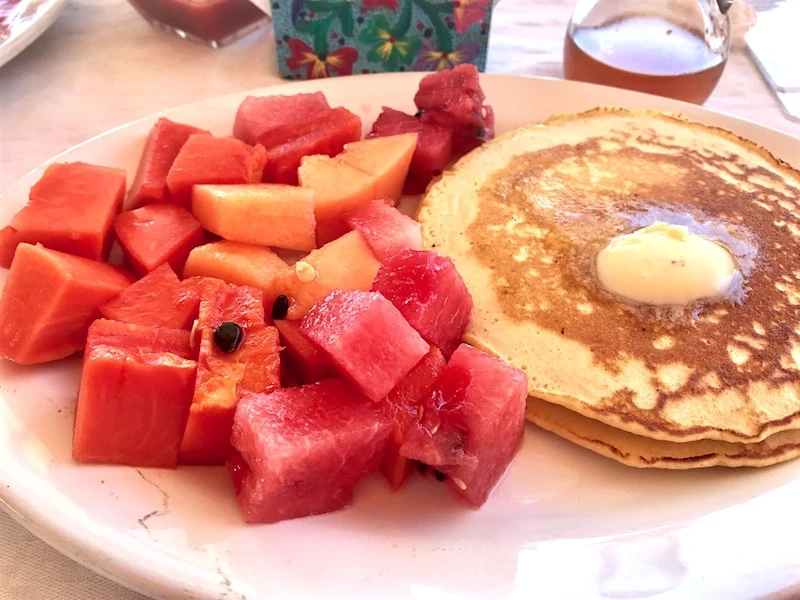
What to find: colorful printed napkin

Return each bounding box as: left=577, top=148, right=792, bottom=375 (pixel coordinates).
left=271, top=0, right=494, bottom=79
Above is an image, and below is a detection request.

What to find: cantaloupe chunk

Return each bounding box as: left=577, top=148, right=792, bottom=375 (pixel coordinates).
left=278, top=230, right=381, bottom=320
left=183, top=240, right=291, bottom=307
left=369, top=107, right=454, bottom=195
left=299, top=133, right=418, bottom=245
left=338, top=133, right=418, bottom=205
left=298, top=156, right=375, bottom=245
left=192, top=184, right=316, bottom=252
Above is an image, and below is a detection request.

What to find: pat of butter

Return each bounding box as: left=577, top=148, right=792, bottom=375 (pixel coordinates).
left=596, top=221, right=736, bottom=305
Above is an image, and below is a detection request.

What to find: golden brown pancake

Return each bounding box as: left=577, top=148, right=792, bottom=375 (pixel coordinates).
left=526, top=397, right=800, bottom=468
left=418, top=108, right=800, bottom=445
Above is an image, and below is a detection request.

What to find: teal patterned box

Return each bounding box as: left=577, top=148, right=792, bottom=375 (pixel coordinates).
left=271, top=0, right=493, bottom=79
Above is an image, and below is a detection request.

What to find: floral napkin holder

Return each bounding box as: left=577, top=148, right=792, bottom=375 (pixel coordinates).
left=272, top=0, right=493, bottom=79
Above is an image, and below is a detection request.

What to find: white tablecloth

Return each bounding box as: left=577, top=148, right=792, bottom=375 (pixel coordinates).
left=1, top=1, right=798, bottom=598
left=0, top=510, right=147, bottom=599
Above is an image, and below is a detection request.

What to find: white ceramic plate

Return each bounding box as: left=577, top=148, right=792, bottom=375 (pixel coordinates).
left=2, top=74, right=800, bottom=600
left=0, top=0, right=68, bottom=69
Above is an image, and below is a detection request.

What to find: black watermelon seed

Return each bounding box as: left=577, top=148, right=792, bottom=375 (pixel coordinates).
left=416, top=462, right=428, bottom=474
left=434, top=470, right=446, bottom=482
left=214, top=322, right=244, bottom=353
left=414, top=109, right=423, bottom=118
left=272, top=295, right=289, bottom=320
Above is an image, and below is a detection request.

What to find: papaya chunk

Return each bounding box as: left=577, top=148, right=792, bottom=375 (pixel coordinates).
left=166, top=134, right=267, bottom=208
left=114, top=203, right=204, bottom=276
left=179, top=280, right=280, bottom=465
left=99, top=263, right=199, bottom=330
left=73, top=319, right=196, bottom=468
left=0, top=162, right=125, bottom=267
left=0, top=244, right=133, bottom=365
left=128, top=118, right=210, bottom=209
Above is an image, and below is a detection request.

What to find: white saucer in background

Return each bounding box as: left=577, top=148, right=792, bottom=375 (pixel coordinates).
left=0, top=0, right=69, bottom=70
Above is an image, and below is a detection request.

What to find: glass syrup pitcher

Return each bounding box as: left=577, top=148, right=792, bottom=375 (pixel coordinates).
left=563, top=0, right=732, bottom=104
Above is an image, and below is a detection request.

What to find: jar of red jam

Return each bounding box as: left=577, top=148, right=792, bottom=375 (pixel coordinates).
left=128, top=0, right=271, bottom=48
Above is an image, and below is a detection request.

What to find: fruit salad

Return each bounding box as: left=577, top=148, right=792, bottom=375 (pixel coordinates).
left=0, top=65, right=529, bottom=524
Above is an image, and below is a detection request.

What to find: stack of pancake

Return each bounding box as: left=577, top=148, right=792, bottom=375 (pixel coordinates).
left=417, top=108, right=800, bottom=468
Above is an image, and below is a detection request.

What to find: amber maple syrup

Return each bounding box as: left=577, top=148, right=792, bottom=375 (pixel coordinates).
left=563, top=16, right=727, bottom=104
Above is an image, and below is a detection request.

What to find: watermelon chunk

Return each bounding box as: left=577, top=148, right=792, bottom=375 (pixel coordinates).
left=183, top=240, right=291, bottom=308
left=262, top=107, right=362, bottom=185
left=0, top=162, right=126, bottom=268
left=383, top=345, right=447, bottom=440
left=301, top=290, right=429, bottom=401
left=229, top=380, right=392, bottom=524
left=128, top=118, right=210, bottom=209
left=227, top=452, right=251, bottom=496
left=279, top=360, right=304, bottom=388
left=369, top=107, right=453, bottom=195
left=343, top=200, right=422, bottom=261
left=0, top=244, right=133, bottom=365
left=99, top=263, right=198, bottom=330
left=166, top=134, right=267, bottom=207
left=258, top=107, right=360, bottom=151
left=274, top=318, right=335, bottom=384
left=73, top=319, right=196, bottom=468
left=113, top=203, right=204, bottom=276
left=179, top=279, right=280, bottom=465
left=278, top=230, right=381, bottom=320
left=233, top=93, right=330, bottom=146
left=400, top=344, right=528, bottom=507
left=414, top=64, right=494, bottom=156
left=372, top=249, right=473, bottom=359
left=381, top=346, right=446, bottom=489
